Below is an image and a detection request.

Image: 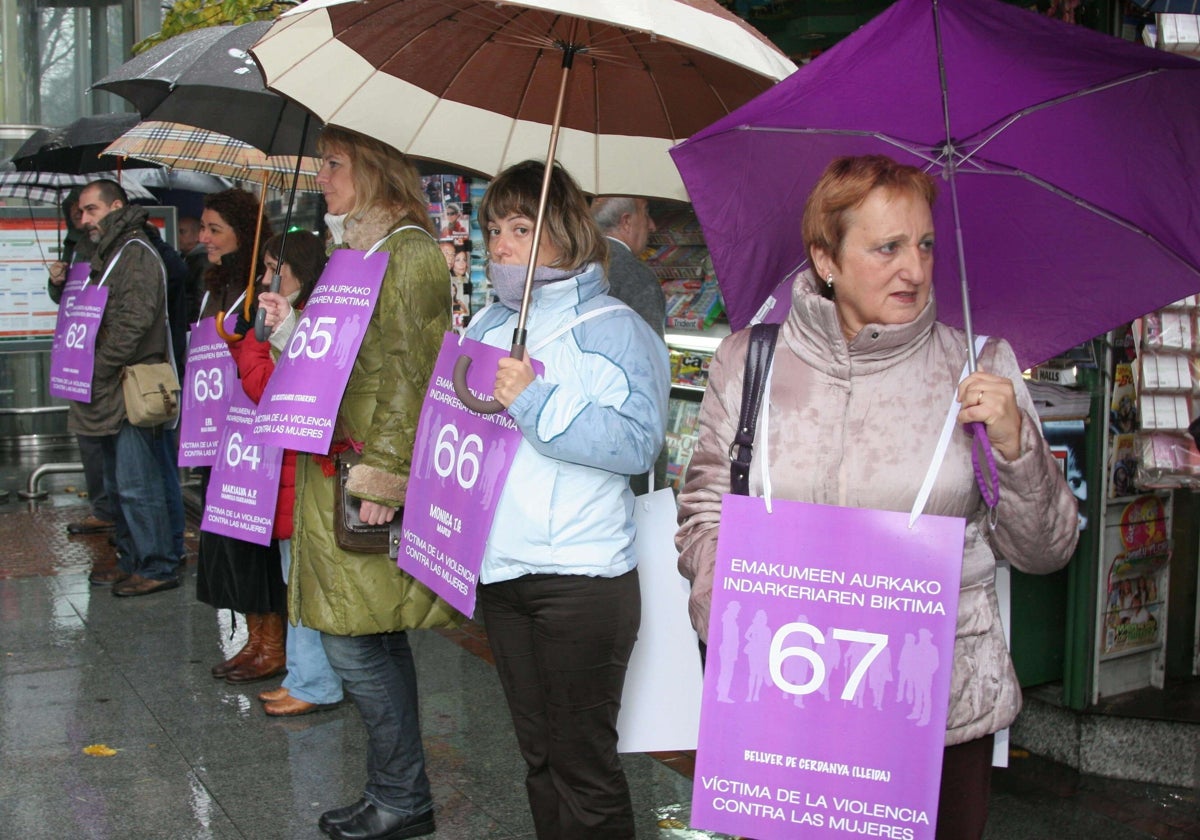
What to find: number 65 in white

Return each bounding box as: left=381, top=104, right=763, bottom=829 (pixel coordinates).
left=769, top=623, right=888, bottom=700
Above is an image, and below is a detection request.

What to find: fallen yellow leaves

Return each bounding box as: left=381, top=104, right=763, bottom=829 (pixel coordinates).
left=82, top=744, right=118, bottom=757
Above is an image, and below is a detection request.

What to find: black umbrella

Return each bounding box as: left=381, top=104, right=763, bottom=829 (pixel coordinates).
left=93, top=22, right=320, bottom=157
left=12, top=113, right=159, bottom=174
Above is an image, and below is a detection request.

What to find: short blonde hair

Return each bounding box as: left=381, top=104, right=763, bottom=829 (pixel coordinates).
left=479, top=160, right=606, bottom=270
left=802, top=155, right=937, bottom=270
left=318, top=126, right=433, bottom=235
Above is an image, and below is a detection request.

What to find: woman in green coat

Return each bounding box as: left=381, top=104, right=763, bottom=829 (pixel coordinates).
left=271, top=126, right=458, bottom=840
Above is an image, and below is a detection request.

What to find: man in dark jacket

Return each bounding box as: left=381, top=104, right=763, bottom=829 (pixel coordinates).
left=592, top=196, right=668, bottom=495
left=75, top=179, right=184, bottom=596
left=48, top=188, right=115, bottom=537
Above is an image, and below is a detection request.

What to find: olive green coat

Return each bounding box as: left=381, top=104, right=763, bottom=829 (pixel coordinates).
left=290, top=209, right=460, bottom=636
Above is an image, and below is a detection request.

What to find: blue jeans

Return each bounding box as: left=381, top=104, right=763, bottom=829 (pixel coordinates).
left=76, top=433, right=114, bottom=522
left=320, top=631, right=432, bottom=816
left=280, top=541, right=342, bottom=704
left=157, top=426, right=186, bottom=561
left=101, top=422, right=183, bottom=581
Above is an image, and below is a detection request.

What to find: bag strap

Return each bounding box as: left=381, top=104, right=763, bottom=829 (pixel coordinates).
left=729, top=322, right=780, bottom=496
left=365, top=224, right=436, bottom=257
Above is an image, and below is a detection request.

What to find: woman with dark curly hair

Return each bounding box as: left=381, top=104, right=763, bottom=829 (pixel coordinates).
left=196, top=189, right=287, bottom=685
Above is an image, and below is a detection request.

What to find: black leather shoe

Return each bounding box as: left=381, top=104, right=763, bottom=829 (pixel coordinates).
left=329, top=803, right=434, bottom=840
left=319, top=798, right=369, bottom=834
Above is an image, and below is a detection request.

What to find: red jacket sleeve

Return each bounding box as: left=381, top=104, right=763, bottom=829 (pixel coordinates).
left=229, top=332, right=275, bottom=405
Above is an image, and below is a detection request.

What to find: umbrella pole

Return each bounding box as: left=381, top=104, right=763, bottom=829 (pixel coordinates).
left=934, top=0, right=998, bottom=510
left=214, top=169, right=270, bottom=343
left=245, top=168, right=270, bottom=322
left=254, top=113, right=312, bottom=342
left=453, top=38, right=581, bottom=415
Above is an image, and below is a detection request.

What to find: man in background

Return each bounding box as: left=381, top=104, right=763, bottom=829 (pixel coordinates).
left=178, top=215, right=208, bottom=324
left=592, top=196, right=668, bottom=495
left=74, top=179, right=184, bottom=596
left=48, top=187, right=114, bottom=536
left=591, top=196, right=665, bottom=337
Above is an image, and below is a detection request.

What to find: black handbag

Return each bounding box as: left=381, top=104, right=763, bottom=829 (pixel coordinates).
left=334, top=450, right=400, bottom=554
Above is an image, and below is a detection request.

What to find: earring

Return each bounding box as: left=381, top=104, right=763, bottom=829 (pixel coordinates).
left=826, top=272, right=834, bottom=286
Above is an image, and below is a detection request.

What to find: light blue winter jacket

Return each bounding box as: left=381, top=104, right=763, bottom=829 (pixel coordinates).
left=465, top=261, right=670, bottom=584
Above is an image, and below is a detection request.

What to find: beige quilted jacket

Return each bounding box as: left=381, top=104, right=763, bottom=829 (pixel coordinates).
left=676, top=270, right=1079, bottom=745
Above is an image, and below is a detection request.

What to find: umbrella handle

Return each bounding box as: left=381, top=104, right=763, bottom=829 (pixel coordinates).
left=254, top=271, right=280, bottom=342
left=451, top=340, right=527, bottom=416
left=969, top=422, right=1000, bottom=511
left=214, top=310, right=244, bottom=344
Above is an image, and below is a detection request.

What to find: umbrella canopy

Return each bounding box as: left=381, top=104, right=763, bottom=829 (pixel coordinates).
left=93, top=22, right=321, bottom=157
left=105, top=121, right=320, bottom=193
left=0, top=166, right=155, bottom=204
left=251, top=0, right=796, bottom=199
left=671, top=0, right=1200, bottom=369
left=12, top=113, right=158, bottom=174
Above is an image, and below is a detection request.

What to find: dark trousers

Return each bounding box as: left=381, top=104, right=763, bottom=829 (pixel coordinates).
left=479, top=570, right=640, bottom=840
left=320, top=631, right=432, bottom=816
left=936, top=733, right=994, bottom=840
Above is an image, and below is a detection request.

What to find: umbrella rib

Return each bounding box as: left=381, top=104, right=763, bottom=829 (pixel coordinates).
left=734, top=125, right=937, bottom=163
left=976, top=166, right=1200, bottom=281
left=962, top=69, right=1164, bottom=166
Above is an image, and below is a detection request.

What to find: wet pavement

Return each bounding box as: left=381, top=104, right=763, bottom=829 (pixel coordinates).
left=0, top=469, right=1196, bottom=839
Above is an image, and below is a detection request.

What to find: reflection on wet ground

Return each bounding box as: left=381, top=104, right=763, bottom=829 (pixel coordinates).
left=0, top=491, right=1194, bottom=839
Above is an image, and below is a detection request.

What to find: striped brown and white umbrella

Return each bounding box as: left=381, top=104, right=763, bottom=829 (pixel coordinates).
left=252, top=0, right=796, bottom=411
left=103, top=121, right=321, bottom=193
left=251, top=0, right=796, bottom=201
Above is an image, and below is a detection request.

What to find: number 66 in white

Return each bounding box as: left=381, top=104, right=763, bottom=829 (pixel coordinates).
left=433, top=423, right=483, bottom=490
left=769, top=624, right=888, bottom=700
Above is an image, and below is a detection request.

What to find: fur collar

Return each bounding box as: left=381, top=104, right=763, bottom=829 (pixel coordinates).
left=343, top=205, right=407, bottom=251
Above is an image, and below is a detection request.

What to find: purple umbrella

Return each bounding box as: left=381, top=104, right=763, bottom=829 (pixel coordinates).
left=671, top=0, right=1200, bottom=370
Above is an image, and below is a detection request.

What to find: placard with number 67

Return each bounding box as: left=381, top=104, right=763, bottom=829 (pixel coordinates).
left=690, top=496, right=965, bottom=840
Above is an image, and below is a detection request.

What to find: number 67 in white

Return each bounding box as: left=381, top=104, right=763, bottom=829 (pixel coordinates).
left=769, top=624, right=888, bottom=700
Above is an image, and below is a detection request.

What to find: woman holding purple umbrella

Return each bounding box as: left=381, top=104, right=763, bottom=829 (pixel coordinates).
left=676, top=155, right=1079, bottom=839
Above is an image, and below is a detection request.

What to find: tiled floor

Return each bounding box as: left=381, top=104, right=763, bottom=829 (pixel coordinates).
left=0, top=479, right=1196, bottom=839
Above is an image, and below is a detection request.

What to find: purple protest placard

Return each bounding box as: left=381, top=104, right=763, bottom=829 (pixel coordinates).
left=252, top=249, right=388, bottom=454
left=691, top=495, right=965, bottom=840
left=48, top=264, right=108, bottom=402
left=396, top=334, right=534, bottom=616
left=178, top=315, right=239, bottom=466
left=201, top=388, right=284, bottom=546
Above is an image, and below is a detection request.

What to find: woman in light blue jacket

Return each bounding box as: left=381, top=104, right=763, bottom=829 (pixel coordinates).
left=466, top=160, right=670, bottom=840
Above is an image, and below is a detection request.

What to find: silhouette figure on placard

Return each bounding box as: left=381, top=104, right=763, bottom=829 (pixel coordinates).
left=867, top=641, right=893, bottom=711
left=715, top=601, right=742, bottom=703
left=780, top=614, right=813, bottom=708
left=412, top=405, right=439, bottom=480
left=743, top=609, right=772, bottom=703
left=895, top=632, right=916, bottom=704
left=333, top=313, right=363, bottom=369
left=478, top=438, right=508, bottom=508
left=818, top=625, right=841, bottom=702
left=842, top=634, right=867, bottom=709
left=907, top=628, right=939, bottom=727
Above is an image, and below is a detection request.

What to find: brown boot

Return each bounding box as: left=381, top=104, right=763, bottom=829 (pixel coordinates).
left=211, top=614, right=261, bottom=678
left=225, top=612, right=286, bottom=684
